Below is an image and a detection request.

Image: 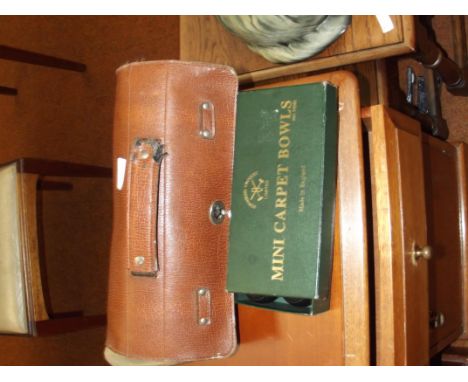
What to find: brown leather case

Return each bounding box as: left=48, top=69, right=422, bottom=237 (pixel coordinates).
left=105, top=60, right=238, bottom=365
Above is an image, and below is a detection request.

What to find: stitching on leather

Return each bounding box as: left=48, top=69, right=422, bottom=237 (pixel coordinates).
left=214, top=219, right=236, bottom=353
left=116, top=60, right=238, bottom=77
left=125, top=64, right=133, bottom=357
left=162, top=60, right=169, bottom=359
left=225, top=87, right=238, bottom=355
left=221, top=84, right=238, bottom=355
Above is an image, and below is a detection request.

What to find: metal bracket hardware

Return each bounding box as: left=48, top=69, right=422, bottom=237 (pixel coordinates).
left=199, top=101, right=215, bottom=139
left=197, top=288, right=211, bottom=326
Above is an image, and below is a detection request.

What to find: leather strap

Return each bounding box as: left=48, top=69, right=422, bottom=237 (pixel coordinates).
left=128, top=138, right=165, bottom=277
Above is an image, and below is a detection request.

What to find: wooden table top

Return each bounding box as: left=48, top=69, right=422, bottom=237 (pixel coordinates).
left=181, top=16, right=415, bottom=84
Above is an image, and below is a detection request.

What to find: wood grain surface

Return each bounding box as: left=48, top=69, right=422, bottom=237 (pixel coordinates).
left=367, top=106, right=430, bottom=365
left=454, top=143, right=468, bottom=346
left=181, top=16, right=415, bottom=84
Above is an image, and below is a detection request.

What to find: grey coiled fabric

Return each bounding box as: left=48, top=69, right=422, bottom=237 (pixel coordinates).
left=217, top=15, right=351, bottom=64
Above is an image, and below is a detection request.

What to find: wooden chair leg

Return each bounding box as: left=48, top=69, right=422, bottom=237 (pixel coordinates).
left=0, top=44, right=86, bottom=72
left=35, top=314, right=106, bottom=336
left=382, top=57, right=449, bottom=139
left=415, top=18, right=468, bottom=96
left=17, top=158, right=112, bottom=178
left=0, top=85, right=17, bottom=96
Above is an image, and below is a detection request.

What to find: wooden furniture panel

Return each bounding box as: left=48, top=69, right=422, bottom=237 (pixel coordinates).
left=193, top=71, right=369, bottom=365
left=181, top=16, right=415, bottom=84
left=453, top=143, right=468, bottom=349
left=422, top=137, right=463, bottom=355
left=0, top=44, right=85, bottom=72
left=441, top=346, right=468, bottom=365
left=367, top=106, right=430, bottom=365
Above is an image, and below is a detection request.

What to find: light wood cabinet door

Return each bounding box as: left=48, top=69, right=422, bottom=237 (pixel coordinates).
left=368, top=106, right=430, bottom=365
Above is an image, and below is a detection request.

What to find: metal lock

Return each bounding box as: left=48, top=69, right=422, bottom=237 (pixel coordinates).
left=209, top=200, right=228, bottom=225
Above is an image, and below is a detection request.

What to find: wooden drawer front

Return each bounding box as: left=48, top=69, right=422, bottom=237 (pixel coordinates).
left=423, top=137, right=463, bottom=355
left=369, top=106, right=430, bottom=365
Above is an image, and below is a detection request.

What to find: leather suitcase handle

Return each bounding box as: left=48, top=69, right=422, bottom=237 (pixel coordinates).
left=127, top=138, right=166, bottom=277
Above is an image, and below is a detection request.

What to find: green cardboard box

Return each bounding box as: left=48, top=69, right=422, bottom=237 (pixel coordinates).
left=227, top=82, right=338, bottom=315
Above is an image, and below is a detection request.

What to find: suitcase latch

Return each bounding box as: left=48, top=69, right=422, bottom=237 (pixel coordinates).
left=209, top=200, right=229, bottom=225
left=199, top=101, right=215, bottom=139
left=197, top=288, right=211, bottom=326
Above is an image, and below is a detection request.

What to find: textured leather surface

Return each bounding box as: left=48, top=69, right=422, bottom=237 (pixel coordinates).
left=0, top=163, right=29, bottom=334
left=106, top=60, right=238, bottom=365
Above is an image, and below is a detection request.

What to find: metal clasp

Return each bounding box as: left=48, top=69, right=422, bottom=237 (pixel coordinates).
left=199, top=101, right=215, bottom=139
left=197, top=288, right=211, bottom=326
left=209, top=200, right=229, bottom=225
left=132, top=138, right=166, bottom=163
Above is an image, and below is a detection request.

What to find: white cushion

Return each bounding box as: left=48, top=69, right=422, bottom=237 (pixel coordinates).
left=0, top=163, right=30, bottom=334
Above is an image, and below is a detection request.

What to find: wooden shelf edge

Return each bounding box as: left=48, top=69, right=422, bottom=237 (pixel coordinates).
left=238, top=43, right=414, bottom=85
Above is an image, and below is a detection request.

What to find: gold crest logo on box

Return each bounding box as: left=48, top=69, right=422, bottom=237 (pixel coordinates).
left=243, top=171, right=269, bottom=209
